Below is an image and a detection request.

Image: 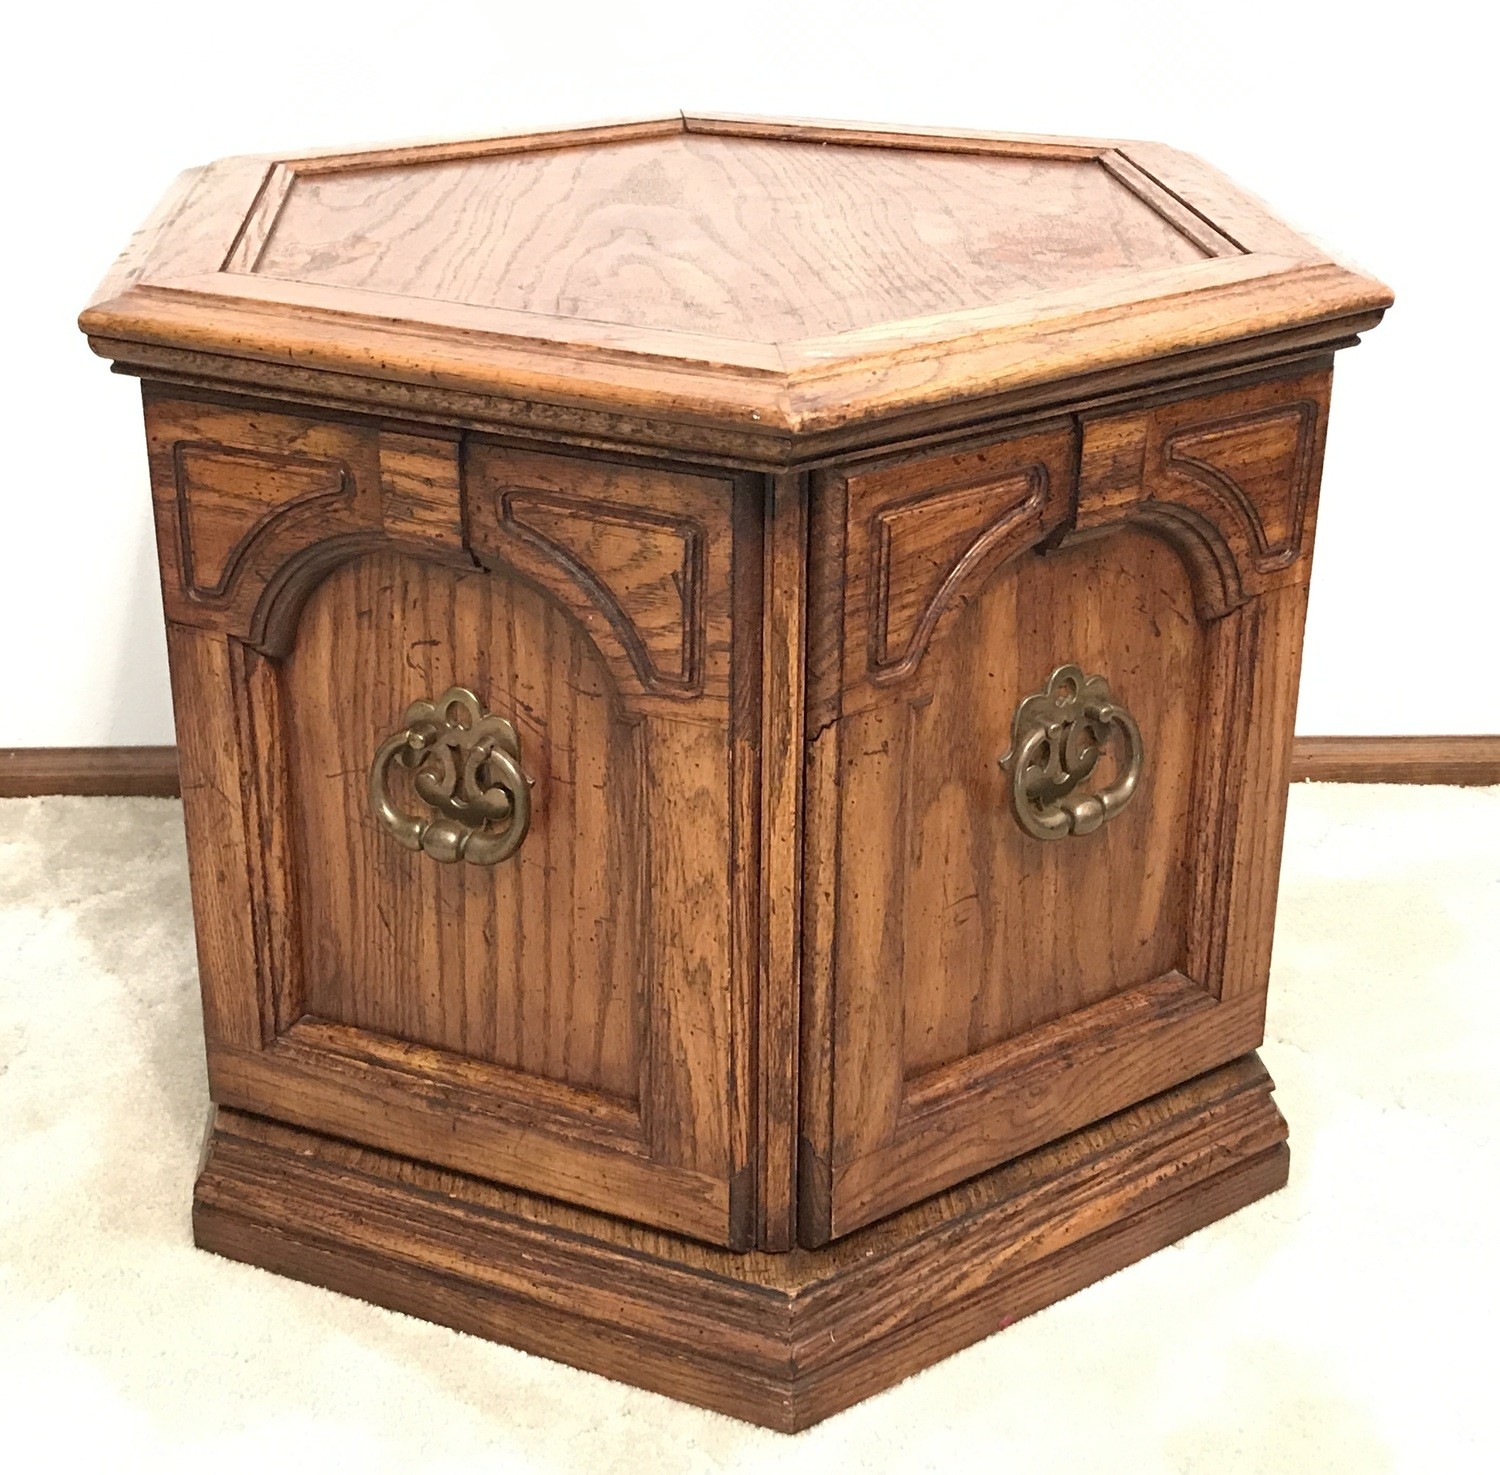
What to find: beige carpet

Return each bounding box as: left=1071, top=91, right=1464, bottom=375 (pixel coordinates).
left=1, top=787, right=1495, bottom=1473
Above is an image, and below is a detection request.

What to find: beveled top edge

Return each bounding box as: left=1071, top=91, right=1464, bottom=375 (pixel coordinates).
left=220, top=111, right=1132, bottom=172
left=79, top=116, right=1394, bottom=451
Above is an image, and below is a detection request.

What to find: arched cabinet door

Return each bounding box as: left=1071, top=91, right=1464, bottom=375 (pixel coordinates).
left=799, top=364, right=1332, bottom=1245
left=145, top=389, right=761, bottom=1248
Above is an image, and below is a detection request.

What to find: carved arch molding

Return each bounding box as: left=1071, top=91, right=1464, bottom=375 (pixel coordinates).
left=143, top=394, right=734, bottom=722
left=144, top=367, right=1327, bottom=711
left=846, top=367, right=1329, bottom=697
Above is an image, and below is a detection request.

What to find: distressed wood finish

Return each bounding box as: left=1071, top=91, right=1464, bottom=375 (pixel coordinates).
left=82, top=117, right=1389, bottom=1428
left=147, top=389, right=759, bottom=1247
left=802, top=365, right=1330, bottom=1240
left=285, top=555, right=648, bottom=1098
left=249, top=136, right=1212, bottom=339
left=196, top=1054, right=1289, bottom=1432
left=81, top=115, right=1390, bottom=457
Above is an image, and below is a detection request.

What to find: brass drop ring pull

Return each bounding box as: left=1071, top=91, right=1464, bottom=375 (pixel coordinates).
left=999, top=664, right=1143, bottom=841
left=369, top=687, right=532, bottom=865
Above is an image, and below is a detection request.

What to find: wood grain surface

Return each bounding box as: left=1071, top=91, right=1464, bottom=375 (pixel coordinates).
left=143, top=388, right=766, bottom=1246
left=249, top=136, right=1211, bottom=340
left=285, top=553, right=645, bottom=1100
left=799, top=363, right=1330, bottom=1242
left=80, top=118, right=1395, bottom=1426
left=892, top=530, right=1205, bottom=1074
left=103, top=356, right=1380, bottom=1260
left=80, top=117, right=1391, bottom=454
left=194, top=1053, right=1288, bottom=1431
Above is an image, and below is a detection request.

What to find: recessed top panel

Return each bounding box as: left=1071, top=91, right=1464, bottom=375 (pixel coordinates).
left=247, top=136, right=1209, bottom=341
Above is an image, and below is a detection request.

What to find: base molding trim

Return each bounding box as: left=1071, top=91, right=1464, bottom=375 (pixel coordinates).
left=193, top=1054, right=1288, bottom=1431
left=1288, top=734, right=1500, bottom=786
left=4, top=736, right=1496, bottom=800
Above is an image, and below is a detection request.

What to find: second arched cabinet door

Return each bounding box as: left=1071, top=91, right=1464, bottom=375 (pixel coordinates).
left=799, top=364, right=1331, bottom=1244
left=144, top=390, right=763, bottom=1248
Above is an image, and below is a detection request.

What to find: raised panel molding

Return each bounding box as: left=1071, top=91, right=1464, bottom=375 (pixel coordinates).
left=837, top=423, right=1076, bottom=704
left=281, top=553, right=644, bottom=1105
left=1162, top=401, right=1317, bottom=568
left=1075, top=366, right=1331, bottom=619
left=464, top=442, right=736, bottom=719
left=167, top=537, right=750, bottom=1247
left=174, top=444, right=354, bottom=597
left=869, top=465, right=1049, bottom=681
left=500, top=490, right=705, bottom=693
left=144, top=390, right=470, bottom=652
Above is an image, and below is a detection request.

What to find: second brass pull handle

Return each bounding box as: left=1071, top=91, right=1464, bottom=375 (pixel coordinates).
left=999, top=664, right=1143, bottom=841
left=369, top=686, right=532, bottom=865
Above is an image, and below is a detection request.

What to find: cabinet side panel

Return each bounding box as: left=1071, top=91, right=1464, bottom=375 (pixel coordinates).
left=798, top=467, right=848, bottom=1246
left=639, top=714, right=735, bottom=1169
left=165, top=624, right=266, bottom=1051
left=754, top=472, right=804, bottom=1250
left=1215, top=579, right=1311, bottom=1004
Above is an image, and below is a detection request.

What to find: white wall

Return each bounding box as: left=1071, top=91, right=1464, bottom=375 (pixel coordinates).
left=4, top=1, right=1493, bottom=744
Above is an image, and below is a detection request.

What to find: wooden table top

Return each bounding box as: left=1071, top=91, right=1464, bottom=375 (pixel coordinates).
left=79, top=115, right=1392, bottom=455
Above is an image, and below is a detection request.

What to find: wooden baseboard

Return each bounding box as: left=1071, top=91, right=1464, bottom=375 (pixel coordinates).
left=1288, top=735, right=1500, bottom=786
left=0, top=746, right=181, bottom=798
left=1, top=736, right=1496, bottom=799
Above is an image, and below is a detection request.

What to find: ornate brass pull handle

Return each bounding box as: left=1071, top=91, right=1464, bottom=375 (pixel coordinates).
left=369, top=687, right=532, bottom=865
left=999, top=664, right=1143, bottom=841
